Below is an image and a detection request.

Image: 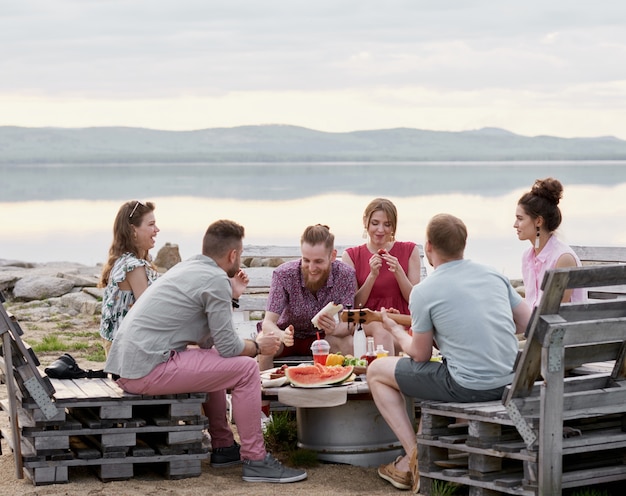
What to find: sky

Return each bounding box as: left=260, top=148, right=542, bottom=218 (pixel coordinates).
left=2, top=1, right=626, bottom=139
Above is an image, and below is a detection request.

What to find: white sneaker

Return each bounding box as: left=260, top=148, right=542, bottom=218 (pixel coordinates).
left=261, top=412, right=272, bottom=433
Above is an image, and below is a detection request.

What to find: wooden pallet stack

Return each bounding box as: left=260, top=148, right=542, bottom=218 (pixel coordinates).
left=0, top=294, right=209, bottom=486
left=418, top=401, right=536, bottom=495
left=9, top=377, right=209, bottom=485
left=420, top=402, right=626, bottom=495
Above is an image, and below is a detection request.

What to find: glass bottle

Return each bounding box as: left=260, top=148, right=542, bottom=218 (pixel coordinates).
left=365, top=337, right=377, bottom=365
left=375, top=344, right=389, bottom=358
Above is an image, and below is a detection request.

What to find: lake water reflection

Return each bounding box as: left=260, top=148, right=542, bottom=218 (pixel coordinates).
left=2, top=162, right=626, bottom=279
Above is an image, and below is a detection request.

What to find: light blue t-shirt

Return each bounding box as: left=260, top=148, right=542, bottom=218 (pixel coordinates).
left=409, top=259, right=522, bottom=390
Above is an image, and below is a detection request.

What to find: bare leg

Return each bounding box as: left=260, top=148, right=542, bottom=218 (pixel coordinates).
left=367, top=356, right=416, bottom=471
left=326, top=334, right=353, bottom=356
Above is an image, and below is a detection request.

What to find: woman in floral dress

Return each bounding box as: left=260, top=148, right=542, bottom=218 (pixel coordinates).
left=99, top=200, right=160, bottom=356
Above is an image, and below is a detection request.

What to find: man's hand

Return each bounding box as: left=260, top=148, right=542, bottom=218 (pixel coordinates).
left=282, top=325, right=295, bottom=347
left=380, top=308, right=395, bottom=332
left=317, top=313, right=337, bottom=336
left=256, top=330, right=281, bottom=356
left=380, top=307, right=402, bottom=333
left=230, top=269, right=249, bottom=299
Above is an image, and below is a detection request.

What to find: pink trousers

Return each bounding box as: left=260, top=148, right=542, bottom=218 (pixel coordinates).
left=117, top=347, right=266, bottom=460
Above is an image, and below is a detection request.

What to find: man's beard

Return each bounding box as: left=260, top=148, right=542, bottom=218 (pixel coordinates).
left=226, top=261, right=240, bottom=278
left=303, top=266, right=331, bottom=293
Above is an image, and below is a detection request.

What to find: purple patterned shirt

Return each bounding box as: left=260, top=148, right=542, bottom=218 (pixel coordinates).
left=265, top=259, right=357, bottom=340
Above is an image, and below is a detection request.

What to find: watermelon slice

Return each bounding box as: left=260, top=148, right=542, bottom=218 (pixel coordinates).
left=285, top=363, right=354, bottom=388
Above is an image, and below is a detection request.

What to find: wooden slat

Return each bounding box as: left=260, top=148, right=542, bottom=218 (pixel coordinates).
left=69, top=378, right=123, bottom=400
left=547, top=317, right=626, bottom=347
left=556, top=264, right=626, bottom=290
left=558, top=299, right=626, bottom=320
left=571, top=245, right=626, bottom=264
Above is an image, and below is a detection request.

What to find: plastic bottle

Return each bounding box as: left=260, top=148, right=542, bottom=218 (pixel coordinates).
left=365, top=337, right=377, bottom=365
left=353, top=324, right=367, bottom=359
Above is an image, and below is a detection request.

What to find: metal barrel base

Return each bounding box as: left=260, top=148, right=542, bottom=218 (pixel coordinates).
left=296, top=395, right=414, bottom=468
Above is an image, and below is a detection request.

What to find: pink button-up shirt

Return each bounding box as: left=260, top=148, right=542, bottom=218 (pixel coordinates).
left=521, top=235, right=586, bottom=308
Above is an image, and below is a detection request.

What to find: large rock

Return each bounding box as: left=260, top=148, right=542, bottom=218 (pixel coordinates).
left=13, top=276, right=75, bottom=301
left=58, top=272, right=100, bottom=287
left=0, top=272, right=19, bottom=293
left=154, top=242, right=182, bottom=270
left=59, top=291, right=101, bottom=316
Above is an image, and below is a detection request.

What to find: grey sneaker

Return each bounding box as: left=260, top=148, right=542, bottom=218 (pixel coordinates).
left=211, top=442, right=242, bottom=467
left=242, top=453, right=308, bottom=483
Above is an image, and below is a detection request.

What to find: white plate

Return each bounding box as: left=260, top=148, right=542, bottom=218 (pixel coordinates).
left=290, top=381, right=354, bottom=389
left=262, top=376, right=288, bottom=388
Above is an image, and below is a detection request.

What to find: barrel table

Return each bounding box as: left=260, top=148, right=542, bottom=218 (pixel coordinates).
left=262, top=379, right=414, bottom=467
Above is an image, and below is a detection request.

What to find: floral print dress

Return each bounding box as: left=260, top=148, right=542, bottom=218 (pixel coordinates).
left=99, top=252, right=159, bottom=342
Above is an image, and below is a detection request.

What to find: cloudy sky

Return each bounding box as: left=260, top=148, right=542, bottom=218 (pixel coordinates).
left=2, top=1, right=626, bottom=138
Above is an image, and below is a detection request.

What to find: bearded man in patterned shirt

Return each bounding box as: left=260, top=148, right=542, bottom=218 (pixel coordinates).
left=258, top=224, right=357, bottom=373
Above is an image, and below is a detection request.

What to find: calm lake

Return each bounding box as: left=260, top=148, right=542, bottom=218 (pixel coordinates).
left=2, top=161, right=626, bottom=279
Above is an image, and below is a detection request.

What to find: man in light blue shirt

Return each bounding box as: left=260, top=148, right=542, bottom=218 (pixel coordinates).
left=369, top=213, right=531, bottom=493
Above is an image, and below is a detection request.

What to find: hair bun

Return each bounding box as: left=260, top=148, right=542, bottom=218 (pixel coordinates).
left=531, top=177, right=563, bottom=205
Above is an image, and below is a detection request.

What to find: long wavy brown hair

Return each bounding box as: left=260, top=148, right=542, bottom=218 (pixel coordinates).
left=98, top=200, right=156, bottom=287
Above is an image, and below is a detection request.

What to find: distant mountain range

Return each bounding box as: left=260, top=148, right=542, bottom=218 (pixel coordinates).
left=2, top=125, right=626, bottom=163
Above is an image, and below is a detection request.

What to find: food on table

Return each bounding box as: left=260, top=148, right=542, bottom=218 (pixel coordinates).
left=285, top=363, right=354, bottom=387
left=311, top=301, right=343, bottom=329
left=269, top=364, right=289, bottom=379
left=325, top=353, right=345, bottom=366
left=341, top=354, right=367, bottom=367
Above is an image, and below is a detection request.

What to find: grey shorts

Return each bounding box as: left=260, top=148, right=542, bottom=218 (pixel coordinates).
left=395, top=358, right=506, bottom=403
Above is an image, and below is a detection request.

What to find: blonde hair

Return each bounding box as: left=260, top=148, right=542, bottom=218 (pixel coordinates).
left=427, top=213, right=466, bottom=259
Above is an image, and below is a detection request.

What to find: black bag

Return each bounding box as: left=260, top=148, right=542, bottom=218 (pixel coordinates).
left=44, top=353, right=107, bottom=379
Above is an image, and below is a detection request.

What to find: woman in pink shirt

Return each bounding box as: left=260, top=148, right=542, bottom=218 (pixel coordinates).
left=514, top=178, right=585, bottom=308
left=342, top=198, right=422, bottom=354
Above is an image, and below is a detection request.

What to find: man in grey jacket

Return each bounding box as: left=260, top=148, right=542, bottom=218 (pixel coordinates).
left=105, top=219, right=307, bottom=484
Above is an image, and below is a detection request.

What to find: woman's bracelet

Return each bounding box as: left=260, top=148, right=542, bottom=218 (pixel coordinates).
left=231, top=298, right=240, bottom=309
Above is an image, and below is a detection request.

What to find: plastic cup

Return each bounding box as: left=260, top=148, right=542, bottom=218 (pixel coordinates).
left=310, top=338, right=330, bottom=365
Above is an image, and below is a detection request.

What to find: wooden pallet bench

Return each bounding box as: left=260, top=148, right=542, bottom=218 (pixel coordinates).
left=418, top=260, right=626, bottom=496
left=0, top=294, right=209, bottom=486
left=3, top=378, right=208, bottom=485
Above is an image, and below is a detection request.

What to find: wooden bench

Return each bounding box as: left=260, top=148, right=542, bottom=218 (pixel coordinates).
left=0, top=293, right=209, bottom=485
left=417, top=263, right=626, bottom=495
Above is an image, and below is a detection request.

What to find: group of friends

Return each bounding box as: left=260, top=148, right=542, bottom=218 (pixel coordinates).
left=96, top=177, right=585, bottom=490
